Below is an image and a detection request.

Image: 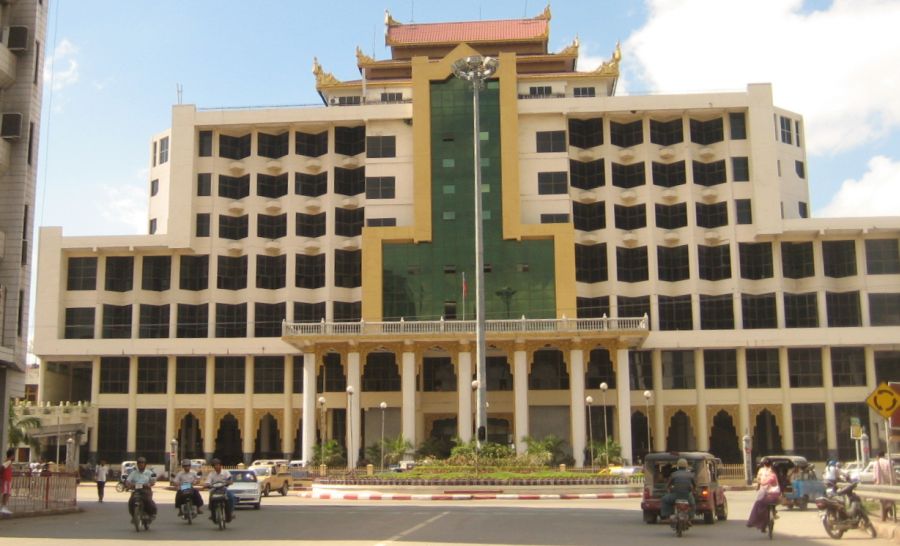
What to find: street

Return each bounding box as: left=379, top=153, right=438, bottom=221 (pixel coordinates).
left=0, top=486, right=894, bottom=545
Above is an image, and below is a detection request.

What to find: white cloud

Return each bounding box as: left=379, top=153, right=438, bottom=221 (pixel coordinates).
left=98, top=182, right=147, bottom=234
left=818, top=155, right=900, bottom=217
left=44, top=38, right=79, bottom=92
left=625, top=0, right=900, bottom=155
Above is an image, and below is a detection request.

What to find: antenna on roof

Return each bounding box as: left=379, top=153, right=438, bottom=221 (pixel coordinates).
left=411, top=0, right=414, bottom=22
left=524, top=0, right=528, bottom=17
left=176, top=83, right=183, bottom=105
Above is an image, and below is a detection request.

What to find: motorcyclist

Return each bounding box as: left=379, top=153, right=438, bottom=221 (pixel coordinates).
left=125, top=457, right=157, bottom=520
left=823, top=459, right=846, bottom=495
left=660, top=458, right=696, bottom=520
left=172, top=459, right=204, bottom=516
left=205, top=458, right=236, bottom=522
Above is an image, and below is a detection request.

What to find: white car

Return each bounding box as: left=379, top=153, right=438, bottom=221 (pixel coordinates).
left=849, top=460, right=900, bottom=484
left=227, top=469, right=262, bottom=509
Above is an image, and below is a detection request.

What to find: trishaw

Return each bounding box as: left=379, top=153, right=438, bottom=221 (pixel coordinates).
left=758, top=455, right=823, bottom=511
left=640, top=451, right=729, bottom=525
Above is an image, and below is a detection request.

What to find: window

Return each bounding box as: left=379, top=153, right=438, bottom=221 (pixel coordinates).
left=655, top=203, right=687, bottom=230
left=176, top=303, right=208, bottom=338
left=196, top=213, right=210, bottom=237
left=105, top=256, right=134, bottom=292
left=795, top=160, right=805, bottom=179
left=652, top=161, right=686, bottom=187
left=295, top=172, right=327, bottom=196
left=629, top=351, right=653, bottom=390
left=831, top=347, right=865, bottom=386
left=64, top=307, right=95, bottom=339
left=366, top=176, right=396, bottom=199
left=704, top=349, right=737, bottom=388
left=618, top=295, right=650, bottom=321
left=746, top=349, right=780, bottom=388
left=700, top=294, right=734, bottom=330
left=541, top=213, right=569, bottom=224
left=741, top=293, right=777, bottom=329
left=197, top=173, right=211, bottom=196
left=826, top=291, right=861, bottom=327
left=296, top=212, right=326, bottom=238
left=158, top=137, right=169, bottom=164
left=729, top=112, right=746, bottom=140
left=67, top=257, right=97, bottom=290
left=576, top=296, right=610, bottom=318
left=573, top=201, right=605, bottom=231
left=865, top=239, right=900, bottom=274
left=142, top=256, right=171, bottom=291
left=782, top=242, right=814, bottom=278
left=739, top=242, right=773, bottom=280
left=798, top=202, right=809, bottom=218
left=219, top=134, right=251, bottom=160
left=256, top=254, right=286, bottom=289
left=198, top=130, right=213, bottom=157
left=366, top=136, right=396, bottom=158
left=215, top=303, right=247, bottom=338
left=367, top=218, right=396, bottom=227
left=569, top=159, right=605, bottom=189
left=137, top=357, right=167, bottom=394
left=218, top=214, right=248, bottom=240
left=614, top=204, right=646, bottom=230
left=784, top=293, right=819, bottom=328
left=214, top=356, right=245, bottom=393
left=255, top=302, right=285, bottom=337
left=568, top=118, right=603, bottom=148
left=334, top=167, right=365, bottom=195
left=334, top=126, right=365, bottom=156
left=662, top=350, right=695, bottom=389
left=296, top=131, right=328, bottom=157
left=696, top=202, right=728, bottom=229
left=258, top=213, right=287, bottom=239
left=658, top=295, right=692, bottom=330
left=536, top=130, right=566, bottom=152
left=823, top=240, right=857, bottom=278
left=333, top=301, right=361, bottom=322
left=179, top=255, right=209, bottom=291
left=698, top=244, right=731, bottom=280
left=795, top=120, right=802, bottom=147
left=257, top=173, right=288, bottom=198
left=138, top=304, right=169, bottom=338
left=219, top=174, right=250, bottom=199
left=102, top=304, right=132, bottom=338
left=875, top=351, right=900, bottom=384
left=258, top=132, right=288, bottom=159
left=735, top=199, right=752, bottom=224
left=335, top=208, right=364, bottom=237
left=611, top=162, right=645, bottom=188
left=99, top=357, right=129, bottom=394
left=152, top=141, right=157, bottom=167
left=650, top=119, right=683, bottom=146
left=334, top=249, right=361, bottom=287
left=380, top=92, right=403, bottom=102
left=528, top=86, right=552, bottom=96
left=869, top=293, right=900, bottom=326
left=150, top=179, right=159, bottom=196
left=690, top=118, right=724, bottom=145
left=780, top=116, right=793, bottom=144
left=616, top=246, right=649, bottom=283
left=788, top=348, right=822, bottom=387
left=296, top=254, right=325, bottom=288
left=538, top=171, right=568, bottom=194
left=573, top=86, right=595, bottom=97
left=610, top=120, right=643, bottom=148
left=217, top=255, right=247, bottom=290
left=575, top=243, right=607, bottom=283
left=657, top=245, right=689, bottom=282
left=294, top=301, right=326, bottom=323
left=692, top=160, right=727, bottom=186
left=792, top=403, right=826, bottom=460
left=253, top=356, right=284, bottom=393
left=176, top=357, right=206, bottom=394
left=149, top=219, right=157, bottom=235
left=732, top=157, right=750, bottom=181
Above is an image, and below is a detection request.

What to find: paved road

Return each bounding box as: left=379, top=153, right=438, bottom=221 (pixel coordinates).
left=0, top=486, right=892, bottom=545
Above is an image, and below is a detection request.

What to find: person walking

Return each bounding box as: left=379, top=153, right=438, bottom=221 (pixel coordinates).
left=95, top=460, right=109, bottom=503
left=1, top=448, right=14, bottom=515
left=873, top=451, right=895, bottom=520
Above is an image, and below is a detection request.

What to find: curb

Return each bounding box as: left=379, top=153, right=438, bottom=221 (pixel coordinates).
left=299, top=491, right=643, bottom=501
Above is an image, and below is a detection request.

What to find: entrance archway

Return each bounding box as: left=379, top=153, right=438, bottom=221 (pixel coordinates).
left=666, top=411, right=695, bottom=451
left=631, top=411, right=651, bottom=462
left=253, top=413, right=282, bottom=460
left=752, top=409, right=783, bottom=457
left=177, top=413, right=203, bottom=459
left=214, top=414, right=243, bottom=465
left=708, top=410, right=741, bottom=463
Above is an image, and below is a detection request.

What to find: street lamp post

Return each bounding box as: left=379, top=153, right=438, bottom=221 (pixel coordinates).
left=600, top=382, right=609, bottom=468
left=170, top=438, right=179, bottom=481
left=379, top=401, right=387, bottom=472
left=317, top=396, right=326, bottom=473
left=452, top=55, right=498, bottom=448
left=346, top=386, right=355, bottom=471
left=585, top=396, right=594, bottom=471
left=643, top=390, right=653, bottom=457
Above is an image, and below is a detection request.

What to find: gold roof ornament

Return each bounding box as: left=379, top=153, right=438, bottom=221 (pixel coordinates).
left=595, top=41, right=621, bottom=76
left=312, top=57, right=341, bottom=87
left=558, top=36, right=579, bottom=56
left=535, top=3, right=552, bottom=20
left=356, top=46, right=375, bottom=65
left=385, top=9, right=400, bottom=27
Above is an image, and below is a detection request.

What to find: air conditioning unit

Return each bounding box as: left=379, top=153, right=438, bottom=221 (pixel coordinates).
left=6, top=26, right=28, bottom=52
left=0, top=112, right=22, bottom=139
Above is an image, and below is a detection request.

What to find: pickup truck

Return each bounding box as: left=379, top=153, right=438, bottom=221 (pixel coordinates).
left=248, top=464, right=293, bottom=496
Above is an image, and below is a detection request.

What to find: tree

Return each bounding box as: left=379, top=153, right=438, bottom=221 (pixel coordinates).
left=310, top=439, right=345, bottom=467
left=7, top=402, right=41, bottom=457
left=587, top=438, right=623, bottom=466
left=522, top=434, right=568, bottom=466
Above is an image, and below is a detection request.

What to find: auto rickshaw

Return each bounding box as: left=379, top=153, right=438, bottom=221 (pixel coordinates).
left=640, top=451, right=729, bottom=524
left=758, top=455, right=824, bottom=511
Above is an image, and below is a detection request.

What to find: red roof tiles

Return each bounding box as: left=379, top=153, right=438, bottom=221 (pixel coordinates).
left=388, top=19, right=548, bottom=45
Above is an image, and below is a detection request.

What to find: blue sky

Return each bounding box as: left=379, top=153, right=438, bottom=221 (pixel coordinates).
left=36, top=0, right=900, bottom=238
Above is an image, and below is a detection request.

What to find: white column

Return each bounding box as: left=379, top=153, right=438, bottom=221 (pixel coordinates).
left=282, top=356, right=294, bottom=458
left=301, top=353, right=317, bottom=464
left=615, top=348, right=633, bottom=464
left=165, top=356, right=176, bottom=456
left=127, top=356, right=138, bottom=456
left=737, top=348, right=750, bottom=440
left=513, top=348, right=529, bottom=454
left=570, top=348, right=586, bottom=467
left=204, top=356, right=215, bottom=458
left=89, top=358, right=100, bottom=455
left=694, top=349, right=708, bottom=451
left=822, top=347, right=837, bottom=456
left=401, top=350, right=416, bottom=449
left=457, top=350, right=473, bottom=442
left=347, top=351, right=361, bottom=468
left=779, top=347, right=794, bottom=452
left=243, top=357, right=254, bottom=463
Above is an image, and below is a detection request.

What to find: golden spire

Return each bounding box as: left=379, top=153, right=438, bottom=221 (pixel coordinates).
left=355, top=46, right=375, bottom=65
left=535, top=3, right=552, bottom=20
left=558, top=36, right=579, bottom=56
left=595, top=42, right=621, bottom=76
left=385, top=9, right=400, bottom=27
left=312, top=57, right=341, bottom=87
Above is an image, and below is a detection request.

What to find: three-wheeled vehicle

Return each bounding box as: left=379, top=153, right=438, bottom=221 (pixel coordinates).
left=640, top=451, right=729, bottom=524
left=758, top=455, right=824, bottom=511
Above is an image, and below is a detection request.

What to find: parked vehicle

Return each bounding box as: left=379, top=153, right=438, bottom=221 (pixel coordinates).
left=250, top=459, right=288, bottom=468
left=671, top=499, right=692, bottom=537
left=758, top=455, right=823, bottom=511
left=228, top=469, right=262, bottom=509
left=208, top=481, right=230, bottom=530
left=640, top=451, right=728, bottom=525
left=815, top=481, right=877, bottom=539
left=848, top=459, right=900, bottom=484
left=249, top=464, right=293, bottom=497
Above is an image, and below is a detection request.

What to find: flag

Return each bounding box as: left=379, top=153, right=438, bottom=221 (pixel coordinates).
left=462, top=271, right=468, bottom=298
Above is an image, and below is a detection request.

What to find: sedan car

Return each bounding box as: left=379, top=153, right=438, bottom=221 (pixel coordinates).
left=227, top=469, right=261, bottom=509
left=849, top=460, right=900, bottom=484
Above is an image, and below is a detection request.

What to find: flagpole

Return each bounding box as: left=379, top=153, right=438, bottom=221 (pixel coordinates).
left=462, top=272, right=466, bottom=320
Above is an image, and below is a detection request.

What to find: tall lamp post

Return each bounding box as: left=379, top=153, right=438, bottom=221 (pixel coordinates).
left=585, top=396, right=594, bottom=471
left=346, top=386, right=355, bottom=471
left=452, top=55, right=498, bottom=448
left=599, top=382, right=609, bottom=468
left=643, top=390, right=653, bottom=458
left=379, top=401, right=387, bottom=472
left=170, top=438, right=179, bottom=481
left=317, top=396, right=326, bottom=474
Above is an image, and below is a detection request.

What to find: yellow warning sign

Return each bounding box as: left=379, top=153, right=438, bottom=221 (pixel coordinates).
left=867, top=382, right=900, bottom=419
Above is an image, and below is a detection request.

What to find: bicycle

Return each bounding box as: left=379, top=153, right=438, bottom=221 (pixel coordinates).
left=766, top=501, right=778, bottom=540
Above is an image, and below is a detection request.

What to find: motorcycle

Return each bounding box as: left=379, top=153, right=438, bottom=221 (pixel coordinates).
left=208, top=481, right=230, bottom=530
left=178, top=483, right=198, bottom=524
left=128, top=483, right=153, bottom=532
left=815, top=481, right=877, bottom=539
left=671, top=499, right=692, bottom=537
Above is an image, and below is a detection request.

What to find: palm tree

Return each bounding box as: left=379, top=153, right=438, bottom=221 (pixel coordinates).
left=7, top=403, right=42, bottom=458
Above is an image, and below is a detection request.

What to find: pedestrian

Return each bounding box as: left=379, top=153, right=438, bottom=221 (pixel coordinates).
left=96, top=459, right=109, bottom=502
left=873, top=451, right=895, bottom=521
left=1, top=448, right=14, bottom=515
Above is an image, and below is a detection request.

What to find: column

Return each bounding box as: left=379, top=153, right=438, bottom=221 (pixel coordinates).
left=652, top=350, right=664, bottom=452
left=165, top=356, right=176, bottom=461
left=126, top=356, right=137, bottom=459
left=513, top=347, right=529, bottom=455
left=457, top=349, right=473, bottom=442
left=204, top=356, right=215, bottom=460
left=569, top=348, right=586, bottom=467
left=615, top=348, right=633, bottom=464
left=737, top=348, right=750, bottom=440
left=401, top=350, right=416, bottom=450
left=347, top=351, right=362, bottom=468
left=822, top=347, right=838, bottom=458
left=779, top=347, right=795, bottom=452
left=694, top=349, right=708, bottom=451
left=864, top=347, right=880, bottom=449
left=89, top=358, right=101, bottom=458
left=243, top=357, right=254, bottom=465
left=283, top=356, right=294, bottom=459
left=301, top=353, right=317, bottom=465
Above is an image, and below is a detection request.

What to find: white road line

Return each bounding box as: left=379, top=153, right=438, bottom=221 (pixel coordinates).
left=375, top=510, right=450, bottom=545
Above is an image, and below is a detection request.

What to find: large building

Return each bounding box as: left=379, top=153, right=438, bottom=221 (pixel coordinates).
left=1, top=1, right=47, bottom=450
left=34, top=9, right=900, bottom=467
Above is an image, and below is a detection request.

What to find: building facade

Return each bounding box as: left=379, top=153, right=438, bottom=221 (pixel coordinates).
left=34, top=9, right=900, bottom=466
left=1, top=0, right=47, bottom=450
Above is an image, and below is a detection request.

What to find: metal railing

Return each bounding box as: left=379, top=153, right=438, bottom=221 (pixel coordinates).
left=858, top=484, right=900, bottom=502
left=8, top=472, right=78, bottom=514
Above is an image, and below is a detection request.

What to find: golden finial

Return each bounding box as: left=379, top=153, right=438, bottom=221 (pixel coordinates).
left=312, top=57, right=340, bottom=87
left=535, top=3, right=552, bottom=20
left=595, top=42, right=622, bottom=76
left=385, top=9, right=399, bottom=26
left=559, top=36, right=579, bottom=56
left=356, top=46, right=375, bottom=65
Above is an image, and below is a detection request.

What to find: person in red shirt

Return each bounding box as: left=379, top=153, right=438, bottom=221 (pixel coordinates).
left=1, top=448, right=13, bottom=515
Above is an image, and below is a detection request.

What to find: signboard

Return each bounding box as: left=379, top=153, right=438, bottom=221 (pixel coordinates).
left=850, top=417, right=862, bottom=440
left=867, top=382, right=900, bottom=419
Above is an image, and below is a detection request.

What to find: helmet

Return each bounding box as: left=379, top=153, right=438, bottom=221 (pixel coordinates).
left=676, top=458, right=688, bottom=469
left=136, top=456, right=147, bottom=464
left=827, top=459, right=838, bottom=467
left=181, top=459, right=192, bottom=466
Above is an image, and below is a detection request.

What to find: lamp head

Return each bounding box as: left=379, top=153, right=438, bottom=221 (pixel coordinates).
left=471, top=380, right=480, bottom=390
left=585, top=395, right=593, bottom=405
left=379, top=402, right=387, bottom=409
left=599, top=382, right=608, bottom=392
left=346, top=385, right=354, bottom=395
left=317, top=396, right=326, bottom=405
left=643, top=390, right=652, bottom=400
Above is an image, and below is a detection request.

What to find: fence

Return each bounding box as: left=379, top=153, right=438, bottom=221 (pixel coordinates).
left=720, top=463, right=747, bottom=480
left=8, top=472, right=78, bottom=514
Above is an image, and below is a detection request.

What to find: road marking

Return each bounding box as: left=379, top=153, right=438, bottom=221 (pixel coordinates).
left=375, top=510, right=450, bottom=545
